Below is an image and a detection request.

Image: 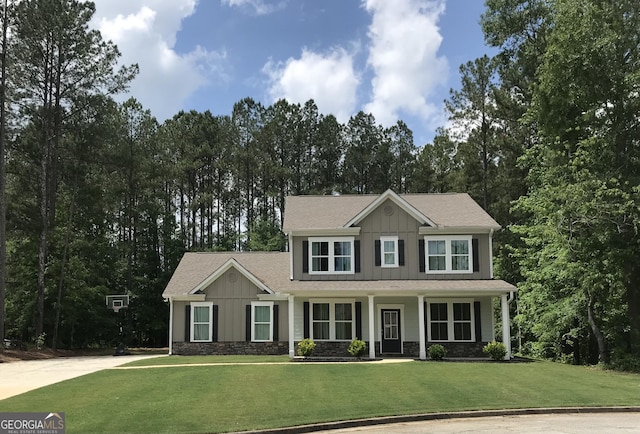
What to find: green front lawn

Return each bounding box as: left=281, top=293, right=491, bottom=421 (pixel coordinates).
left=2, top=359, right=639, bottom=433
left=122, top=354, right=290, bottom=366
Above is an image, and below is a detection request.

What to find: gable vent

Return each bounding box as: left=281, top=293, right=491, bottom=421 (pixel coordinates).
left=228, top=271, right=239, bottom=283
left=383, top=205, right=395, bottom=216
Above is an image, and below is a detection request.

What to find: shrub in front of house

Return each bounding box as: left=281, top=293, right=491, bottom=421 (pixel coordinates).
left=483, top=341, right=507, bottom=361
left=297, top=339, right=316, bottom=357
left=428, top=344, right=446, bottom=360
left=348, top=339, right=367, bottom=358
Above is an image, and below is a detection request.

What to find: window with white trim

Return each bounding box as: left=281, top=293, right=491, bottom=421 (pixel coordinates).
left=380, top=236, right=398, bottom=268
left=309, top=237, right=354, bottom=274
left=251, top=301, right=273, bottom=342
left=191, top=302, right=213, bottom=342
left=311, top=300, right=354, bottom=340
left=425, top=235, right=473, bottom=273
left=453, top=303, right=472, bottom=340
left=427, top=301, right=475, bottom=342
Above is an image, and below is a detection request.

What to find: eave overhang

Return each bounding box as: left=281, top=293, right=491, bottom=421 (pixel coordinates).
left=164, top=294, right=206, bottom=302
left=287, top=228, right=361, bottom=237
left=419, top=225, right=501, bottom=235
left=282, top=288, right=515, bottom=298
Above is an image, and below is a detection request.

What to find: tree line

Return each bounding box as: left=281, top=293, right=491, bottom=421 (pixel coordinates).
left=0, top=0, right=638, bottom=371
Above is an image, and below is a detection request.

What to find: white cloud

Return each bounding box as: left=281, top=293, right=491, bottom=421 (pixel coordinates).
left=363, top=0, right=448, bottom=128
left=222, top=0, right=286, bottom=15
left=262, top=48, right=360, bottom=123
left=91, top=0, right=227, bottom=121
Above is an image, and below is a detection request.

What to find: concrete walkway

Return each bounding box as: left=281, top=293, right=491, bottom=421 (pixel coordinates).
left=0, top=354, right=162, bottom=400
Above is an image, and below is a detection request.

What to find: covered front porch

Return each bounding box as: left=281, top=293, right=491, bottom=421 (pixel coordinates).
left=269, top=289, right=515, bottom=360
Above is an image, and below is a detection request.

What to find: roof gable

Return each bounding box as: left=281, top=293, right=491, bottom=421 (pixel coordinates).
left=283, top=191, right=500, bottom=233
left=189, top=258, right=274, bottom=295
left=344, top=189, right=435, bottom=228
left=163, top=252, right=290, bottom=298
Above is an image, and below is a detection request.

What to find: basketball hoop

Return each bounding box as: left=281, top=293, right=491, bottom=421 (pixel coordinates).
left=106, top=294, right=130, bottom=356
left=106, top=295, right=129, bottom=313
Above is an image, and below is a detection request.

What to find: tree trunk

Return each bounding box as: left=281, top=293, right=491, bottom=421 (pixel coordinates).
left=52, top=188, right=76, bottom=350
left=587, top=292, right=609, bottom=364
left=0, top=0, right=8, bottom=347
left=626, top=278, right=640, bottom=354
left=36, top=143, right=49, bottom=340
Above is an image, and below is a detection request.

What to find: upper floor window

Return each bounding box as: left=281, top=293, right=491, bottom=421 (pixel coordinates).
left=424, top=235, right=473, bottom=274
left=380, top=236, right=398, bottom=268
left=309, top=237, right=354, bottom=274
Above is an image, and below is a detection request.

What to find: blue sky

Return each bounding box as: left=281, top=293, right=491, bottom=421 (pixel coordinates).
left=91, top=0, right=494, bottom=146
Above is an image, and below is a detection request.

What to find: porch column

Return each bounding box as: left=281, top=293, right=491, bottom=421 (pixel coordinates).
left=368, top=295, right=376, bottom=359
left=417, top=295, right=426, bottom=360
left=501, top=294, right=511, bottom=360
left=288, top=295, right=295, bottom=358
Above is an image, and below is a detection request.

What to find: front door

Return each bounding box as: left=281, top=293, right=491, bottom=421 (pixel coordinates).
left=381, top=309, right=401, bottom=353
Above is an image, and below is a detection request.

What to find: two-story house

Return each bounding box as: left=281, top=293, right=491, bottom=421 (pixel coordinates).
left=162, top=190, right=516, bottom=359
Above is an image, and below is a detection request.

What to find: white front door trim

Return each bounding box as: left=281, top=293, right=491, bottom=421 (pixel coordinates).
left=377, top=303, right=405, bottom=354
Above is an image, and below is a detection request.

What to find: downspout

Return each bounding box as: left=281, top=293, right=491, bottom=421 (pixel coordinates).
left=489, top=228, right=495, bottom=279
left=168, top=298, right=173, bottom=355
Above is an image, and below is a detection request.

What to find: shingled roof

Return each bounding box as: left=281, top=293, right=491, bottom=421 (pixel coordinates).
left=283, top=191, right=500, bottom=232
left=163, top=191, right=511, bottom=299
left=163, top=252, right=516, bottom=298
left=162, top=252, right=290, bottom=298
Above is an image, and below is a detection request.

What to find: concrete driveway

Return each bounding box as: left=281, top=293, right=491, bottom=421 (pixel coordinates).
left=0, top=354, right=162, bottom=400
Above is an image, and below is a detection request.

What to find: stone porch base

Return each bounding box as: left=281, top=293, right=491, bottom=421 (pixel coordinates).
left=172, top=340, right=488, bottom=358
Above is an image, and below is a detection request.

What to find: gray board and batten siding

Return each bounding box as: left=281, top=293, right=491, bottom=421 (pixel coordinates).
left=292, top=198, right=493, bottom=281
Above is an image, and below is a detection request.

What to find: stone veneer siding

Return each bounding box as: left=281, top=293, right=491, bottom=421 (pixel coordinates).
left=427, top=341, right=487, bottom=358
left=172, top=341, right=288, bottom=356
left=172, top=340, right=488, bottom=357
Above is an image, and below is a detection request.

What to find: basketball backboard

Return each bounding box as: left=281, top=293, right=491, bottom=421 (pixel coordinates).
left=106, top=295, right=129, bottom=313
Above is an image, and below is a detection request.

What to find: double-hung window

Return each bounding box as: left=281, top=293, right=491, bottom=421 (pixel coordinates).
left=311, top=300, right=354, bottom=340
left=425, top=235, right=473, bottom=273
left=453, top=303, right=472, bottom=340
left=312, top=303, right=330, bottom=339
left=380, top=236, right=398, bottom=268
left=191, top=302, right=213, bottom=342
left=427, top=301, right=474, bottom=342
left=429, top=303, right=449, bottom=341
left=309, top=237, right=354, bottom=274
left=251, top=302, right=273, bottom=342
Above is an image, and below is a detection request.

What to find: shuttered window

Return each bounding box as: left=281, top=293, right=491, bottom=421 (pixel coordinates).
left=310, top=299, right=355, bottom=341
left=251, top=302, right=274, bottom=342
left=191, top=302, right=213, bottom=342
left=424, top=236, right=473, bottom=274
left=427, top=300, right=475, bottom=342
left=308, top=237, right=355, bottom=274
